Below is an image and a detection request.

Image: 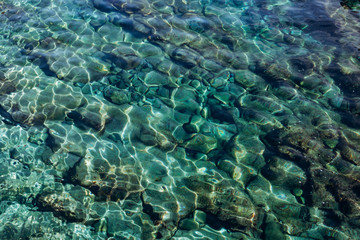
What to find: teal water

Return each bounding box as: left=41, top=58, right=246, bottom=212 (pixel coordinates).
left=0, top=0, right=359, bottom=239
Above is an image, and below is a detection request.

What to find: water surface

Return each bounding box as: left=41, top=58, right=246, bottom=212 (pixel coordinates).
left=0, top=0, right=359, bottom=239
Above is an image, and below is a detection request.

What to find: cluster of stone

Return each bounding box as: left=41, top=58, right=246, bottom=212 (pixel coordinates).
left=0, top=0, right=359, bottom=239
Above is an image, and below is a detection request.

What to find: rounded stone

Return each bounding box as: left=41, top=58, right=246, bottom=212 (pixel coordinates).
left=184, top=133, right=217, bottom=153
left=179, top=219, right=199, bottom=230
left=144, top=71, right=170, bottom=86
left=293, top=188, right=303, bottom=197
left=103, top=87, right=130, bottom=105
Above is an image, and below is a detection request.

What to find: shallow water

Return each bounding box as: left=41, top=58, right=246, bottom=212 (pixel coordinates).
left=0, top=0, right=359, bottom=239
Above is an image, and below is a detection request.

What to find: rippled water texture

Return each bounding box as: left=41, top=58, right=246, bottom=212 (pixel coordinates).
left=0, top=0, right=359, bottom=239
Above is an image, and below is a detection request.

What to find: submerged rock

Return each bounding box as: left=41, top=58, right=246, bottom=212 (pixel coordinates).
left=103, top=86, right=130, bottom=105
left=183, top=175, right=260, bottom=232
left=184, top=133, right=217, bottom=153
left=0, top=0, right=359, bottom=239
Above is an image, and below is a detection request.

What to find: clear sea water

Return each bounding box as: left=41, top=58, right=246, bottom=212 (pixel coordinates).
left=0, top=0, right=359, bottom=239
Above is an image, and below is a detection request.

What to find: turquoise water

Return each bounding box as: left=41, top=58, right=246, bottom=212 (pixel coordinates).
left=0, top=0, right=359, bottom=239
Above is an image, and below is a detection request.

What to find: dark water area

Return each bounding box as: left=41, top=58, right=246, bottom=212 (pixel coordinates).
left=0, top=0, right=359, bottom=239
